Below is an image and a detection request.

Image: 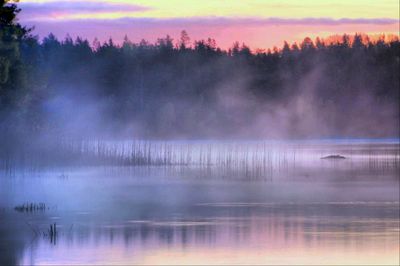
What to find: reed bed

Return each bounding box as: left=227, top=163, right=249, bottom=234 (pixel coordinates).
left=65, top=139, right=399, bottom=165
left=1, top=139, right=399, bottom=177
left=14, top=203, right=47, bottom=213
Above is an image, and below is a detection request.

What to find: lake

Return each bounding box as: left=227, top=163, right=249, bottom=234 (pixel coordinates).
left=0, top=140, right=399, bottom=265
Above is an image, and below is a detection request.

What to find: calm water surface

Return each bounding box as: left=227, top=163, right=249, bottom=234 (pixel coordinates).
left=0, top=141, right=399, bottom=265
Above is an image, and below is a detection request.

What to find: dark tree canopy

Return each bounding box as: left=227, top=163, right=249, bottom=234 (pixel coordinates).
left=0, top=0, right=31, bottom=107
left=0, top=2, right=399, bottom=139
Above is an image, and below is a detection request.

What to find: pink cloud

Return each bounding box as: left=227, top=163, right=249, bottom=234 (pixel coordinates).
left=22, top=17, right=399, bottom=49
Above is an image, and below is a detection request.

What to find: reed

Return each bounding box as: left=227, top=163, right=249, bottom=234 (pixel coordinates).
left=1, top=139, right=399, bottom=178
left=14, top=203, right=47, bottom=213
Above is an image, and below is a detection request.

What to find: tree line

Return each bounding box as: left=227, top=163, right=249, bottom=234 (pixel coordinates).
left=1, top=1, right=399, bottom=139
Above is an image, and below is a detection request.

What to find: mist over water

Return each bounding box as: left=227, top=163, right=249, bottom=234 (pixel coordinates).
left=1, top=30, right=399, bottom=142
left=1, top=1, right=400, bottom=265
left=0, top=141, right=399, bottom=265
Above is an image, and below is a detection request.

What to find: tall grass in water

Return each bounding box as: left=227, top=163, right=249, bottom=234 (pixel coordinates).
left=1, top=139, right=399, bottom=178
left=14, top=203, right=47, bottom=213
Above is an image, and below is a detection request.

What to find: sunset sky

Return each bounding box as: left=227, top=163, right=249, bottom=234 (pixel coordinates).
left=18, top=0, right=399, bottom=49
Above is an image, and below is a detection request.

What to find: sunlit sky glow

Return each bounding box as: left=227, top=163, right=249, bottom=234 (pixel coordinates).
left=18, top=0, right=399, bottom=49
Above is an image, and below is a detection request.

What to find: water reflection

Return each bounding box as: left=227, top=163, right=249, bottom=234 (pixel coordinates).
left=16, top=203, right=399, bottom=265
left=0, top=142, right=399, bottom=265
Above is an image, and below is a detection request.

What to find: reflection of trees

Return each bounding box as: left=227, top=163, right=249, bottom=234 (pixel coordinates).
left=0, top=201, right=397, bottom=264
left=0, top=211, right=31, bottom=265
left=36, top=204, right=398, bottom=249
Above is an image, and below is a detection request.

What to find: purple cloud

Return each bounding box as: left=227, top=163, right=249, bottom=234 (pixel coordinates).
left=19, top=1, right=150, bottom=20
left=110, top=17, right=397, bottom=26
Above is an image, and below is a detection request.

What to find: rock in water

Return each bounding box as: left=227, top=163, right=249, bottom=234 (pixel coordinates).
left=321, top=155, right=346, bottom=159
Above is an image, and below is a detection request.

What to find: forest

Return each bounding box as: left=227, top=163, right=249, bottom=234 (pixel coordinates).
left=1, top=0, right=399, bottom=140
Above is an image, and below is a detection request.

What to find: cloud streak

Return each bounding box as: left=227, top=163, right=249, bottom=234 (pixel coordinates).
left=21, top=7, right=398, bottom=26
left=110, top=17, right=398, bottom=26
left=18, top=3, right=398, bottom=50
left=19, top=1, right=151, bottom=20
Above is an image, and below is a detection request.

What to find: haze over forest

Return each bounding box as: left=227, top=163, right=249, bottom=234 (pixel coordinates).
left=1, top=1, right=399, bottom=141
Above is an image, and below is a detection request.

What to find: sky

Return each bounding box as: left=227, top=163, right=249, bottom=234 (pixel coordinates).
left=18, top=0, right=400, bottom=49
